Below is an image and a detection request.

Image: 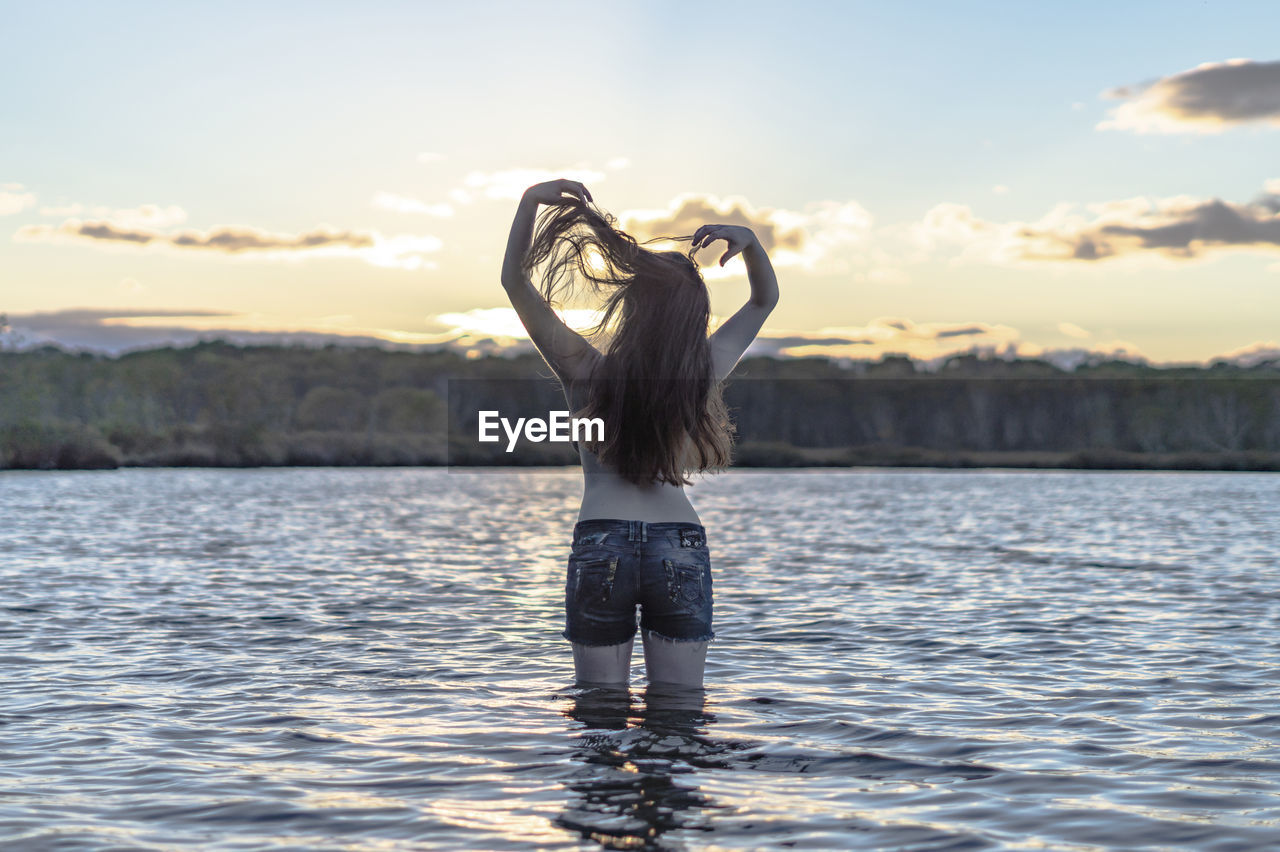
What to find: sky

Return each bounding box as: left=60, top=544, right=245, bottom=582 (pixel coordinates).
left=3, top=0, right=1279, bottom=366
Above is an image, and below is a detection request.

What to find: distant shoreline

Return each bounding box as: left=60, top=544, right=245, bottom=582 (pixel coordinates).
left=4, top=342, right=1279, bottom=474
left=4, top=447, right=1279, bottom=473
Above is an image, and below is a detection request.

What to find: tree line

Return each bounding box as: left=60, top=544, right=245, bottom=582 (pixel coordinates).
left=1, top=340, right=1277, bottom=471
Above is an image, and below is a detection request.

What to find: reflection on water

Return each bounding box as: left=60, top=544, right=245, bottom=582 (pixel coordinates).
left=1, top=467, right=1279, bottom=850
left=556, top=685, right=727, bottom=849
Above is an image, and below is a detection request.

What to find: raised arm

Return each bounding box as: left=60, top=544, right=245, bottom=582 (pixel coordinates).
left=694, top=224, right=779, bottom=383
left=500, top=180, right=600, bottom=383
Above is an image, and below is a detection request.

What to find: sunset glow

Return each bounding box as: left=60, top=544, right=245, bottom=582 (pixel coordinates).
left=3, top=1, right=1278, bottom=366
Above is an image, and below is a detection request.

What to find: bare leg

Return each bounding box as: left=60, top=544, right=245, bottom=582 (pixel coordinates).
left=641, top=630, right=708, bottom=687
left=571, top=638, right=634, bottom=685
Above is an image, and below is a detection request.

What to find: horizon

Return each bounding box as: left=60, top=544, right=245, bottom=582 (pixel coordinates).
left=5, top=317, right=1277, bottom=373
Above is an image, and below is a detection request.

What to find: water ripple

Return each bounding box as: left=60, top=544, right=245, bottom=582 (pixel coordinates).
left=1, top=467, right=1278, bottom=850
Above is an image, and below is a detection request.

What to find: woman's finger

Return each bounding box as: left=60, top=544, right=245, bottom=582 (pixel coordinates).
left=568, top=180, right=591, bottom=203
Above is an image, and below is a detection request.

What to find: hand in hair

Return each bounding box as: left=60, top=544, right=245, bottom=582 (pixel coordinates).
left=523, top=179, right=593, bottom=207
left=691, top=224, right=759, bottom=267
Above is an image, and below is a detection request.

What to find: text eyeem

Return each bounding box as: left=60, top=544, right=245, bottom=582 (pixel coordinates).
left=477, top=410, right=604, bottom=453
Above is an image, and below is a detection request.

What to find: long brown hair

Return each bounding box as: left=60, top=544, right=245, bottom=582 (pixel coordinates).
left=520, top=198, right=733, bottom=485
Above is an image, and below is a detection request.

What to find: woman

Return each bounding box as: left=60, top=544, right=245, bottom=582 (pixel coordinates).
left=501, top=178, right=779, bottom=687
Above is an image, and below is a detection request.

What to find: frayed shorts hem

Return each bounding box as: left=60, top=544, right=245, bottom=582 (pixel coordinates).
left=641, top=627, right=715, bottom=644
left=562, top=627, right=715, bottom=646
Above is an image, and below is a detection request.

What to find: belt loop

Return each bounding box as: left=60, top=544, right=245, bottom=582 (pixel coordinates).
left=641, top=521, right=648, bottom=543
left=628, top=520, right=637, bottom=542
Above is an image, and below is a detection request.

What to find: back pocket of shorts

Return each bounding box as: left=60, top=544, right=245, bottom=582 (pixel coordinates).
left=572, top=556, right=619, bottom=604
left=662, top=559, right=705, bottom=608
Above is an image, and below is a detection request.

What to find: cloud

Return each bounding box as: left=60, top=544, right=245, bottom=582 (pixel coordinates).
left=459, top=165, right=608, bottom=201
left=417, top=151, right=446, bottom=163
left=729, top=318, right=1159, bottom=370
left=582, top=179, right=1280, bottom=275
left=905, top=179, right=1280, bottom=266
left=1098, top=58, right=1280, bottom=134
left=891, top=202, right=1038, bottom=267
left=0, top=308, right=1029, bottom=366
left=426, top=309, right=1025, bottom=362
left=432, top=306, right=605, bottom=340
left=15, top=217, right=443, bottom=270
left=426, top=159, right=628, bottom=209
left=740, top=316, right=1027, bottom=361
left=4, top=307, right=241, bottom=353
left=37, top=202, right=187, bottom=227
left=17, top=307, right=234, bottom=323
left=1057, top=322, right=1091, bottom=339
left=346, top=234, right=444, bottom=270
left=1209, top=339, right=1280, bottom=367
left=932, top=325, right=990, bottom=339
left=16, top=219, right=370, bottom=251
left=1013, top=182, right=1280, bottom=262
left=853, top=266, right=910, bottom=285
left=0, top=185, right=36, bottom=216
left=0, top=307, right=465, bottom=355
left=12, top=307, right=1262, bottom=369
left=616, top=192, right=871, bottom=278
left=1022, top=341, right=1150, bottom=371
left=371, top=191, right=454, bottom=217
left=907, top=202, right=1004, bottom=257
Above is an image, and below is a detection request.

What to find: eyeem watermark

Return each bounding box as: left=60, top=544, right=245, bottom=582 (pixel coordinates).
left=478, top=410, right=604, bottom=453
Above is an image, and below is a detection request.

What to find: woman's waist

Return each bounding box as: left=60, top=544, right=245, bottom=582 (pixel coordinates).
left=572, top=518, right=707, bottom=550
left=579, top=475, right=699, bottom=523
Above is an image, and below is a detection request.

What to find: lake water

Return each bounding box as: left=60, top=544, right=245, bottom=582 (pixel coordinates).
left=2, top=467, right=1278, bottom=850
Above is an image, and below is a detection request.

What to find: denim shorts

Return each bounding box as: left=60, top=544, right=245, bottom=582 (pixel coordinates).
left=562, top=519, right=715, bottom=647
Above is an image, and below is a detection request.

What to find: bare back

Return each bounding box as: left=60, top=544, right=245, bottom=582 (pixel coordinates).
left=564, top=375, right=702, bottom=524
